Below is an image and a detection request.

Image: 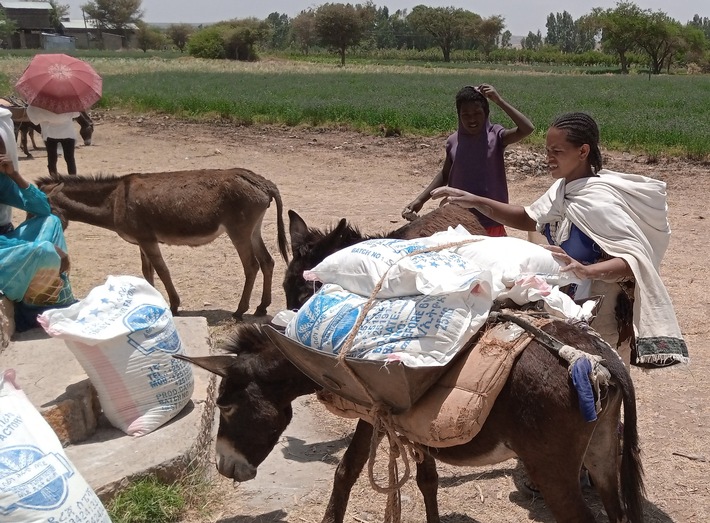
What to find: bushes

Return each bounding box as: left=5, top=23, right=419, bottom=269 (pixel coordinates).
left=187, top=28, right=226, bottom=59
left=187, top=19, right=269, bottom=61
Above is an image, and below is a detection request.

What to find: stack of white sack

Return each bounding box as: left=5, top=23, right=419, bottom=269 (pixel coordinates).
left=38, top=275, right=194, bottom=436
left=0, top=369, right=112, bottom=523
left=287, top=227, right=596, bottom=367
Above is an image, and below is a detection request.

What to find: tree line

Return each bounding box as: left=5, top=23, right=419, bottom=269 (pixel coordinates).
left=23, top=1, right=710, bottom=73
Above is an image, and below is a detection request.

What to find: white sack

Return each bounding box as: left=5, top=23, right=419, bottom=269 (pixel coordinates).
left=0, top=369, right=112, bottom=523
left=38, top=275, right=194, bottom=436
left=286, top=282, right=492, bottom=367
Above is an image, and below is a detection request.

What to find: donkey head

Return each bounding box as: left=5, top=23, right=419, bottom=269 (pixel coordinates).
left=77, top=112, right=94, bottom=145
left=175, top=323, right=318, bottom=482
left=283, top=210, right=367, bottom=310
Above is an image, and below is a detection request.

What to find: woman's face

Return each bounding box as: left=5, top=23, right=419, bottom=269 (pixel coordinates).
left=545, top=127, right=591, bottom=182
left=458, top=101, right=487, bottom=135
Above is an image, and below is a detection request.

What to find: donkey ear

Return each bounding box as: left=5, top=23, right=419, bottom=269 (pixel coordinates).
left=173, top=354, right=239, bottom=378
left=288, top=210, right=310, bottom=253
left=331, top=218, right=348, bottom=237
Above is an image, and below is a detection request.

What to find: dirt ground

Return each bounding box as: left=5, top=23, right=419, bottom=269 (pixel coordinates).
left=15, top=112, right=710, bottom=523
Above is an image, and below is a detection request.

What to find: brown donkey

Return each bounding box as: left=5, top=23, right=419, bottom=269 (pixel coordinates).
left=37, top=168, right=289, bottom=318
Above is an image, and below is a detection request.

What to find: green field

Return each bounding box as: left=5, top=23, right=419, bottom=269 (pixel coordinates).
left=2, top=54, right=709, bottom=158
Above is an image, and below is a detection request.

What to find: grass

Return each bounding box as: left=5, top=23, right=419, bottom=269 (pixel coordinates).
left=2, top=53, right=709, bottom=158
left=107, top=477, right=186, bottom=523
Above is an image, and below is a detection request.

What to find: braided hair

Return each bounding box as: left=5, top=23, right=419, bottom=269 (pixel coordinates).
left=550, top=112, right=603, bottom=173
left=455, top=86, right=489, bottom=118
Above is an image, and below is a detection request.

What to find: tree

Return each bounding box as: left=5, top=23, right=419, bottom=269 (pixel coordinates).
left=220, top=18, right=270, bottom=61
left=135, top=22, right=165, bottom=52
left=636, top=13, right=706, bottom=73
left=265, top=12, right=290, bottom=50
left=291, top=9, right=317, bottom=55
left=166, top=23, right=194, bottom=52
left=407, top=5, right=480, bottom=62
left=81, top=0, right=143, bottom=48
left=689, top=14, right=710, bottom=40
left=500, top=29, right=512, bottom=49
left=521, top=30, right=543, bottom=51
left=0, top=9, right=18, bottom=48
left=591, top=2, right=647, bottom=74
left=314, top=3, right=368, bottom=66
left=48, top=1, right=70, bottom=32
left=476, top=15, right=505, bottom=58
left=545, top=11, right=576, bottom=52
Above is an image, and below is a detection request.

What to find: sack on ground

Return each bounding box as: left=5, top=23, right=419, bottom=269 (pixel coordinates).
left=38, top=275, right=194, bottom=436
left=0, top=369, right=111, bottom=523
left=285, top=283, right=492, bottom=367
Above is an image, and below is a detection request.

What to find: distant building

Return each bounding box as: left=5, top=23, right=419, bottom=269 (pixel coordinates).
left=0, top=1, right=52, bottom=49
left=59, top=18, right=137, bottom=50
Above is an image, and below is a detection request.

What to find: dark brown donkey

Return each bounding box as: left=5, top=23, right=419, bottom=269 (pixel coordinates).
left=36, top=168, right=289, bottom=318
left=178, top=321, right=644, bottom=523
left=284, top=204, right=486, bottom=309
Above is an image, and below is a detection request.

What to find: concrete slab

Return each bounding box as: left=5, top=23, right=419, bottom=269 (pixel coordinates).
left=2, top=316, right=216, bottom=501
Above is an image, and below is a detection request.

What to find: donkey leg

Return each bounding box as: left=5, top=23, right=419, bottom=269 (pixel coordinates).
left=250, top=226, right=275, bottom=316
left=139, top=242, right=180, bottom=315
left=524, top=461, right=596, bottom=523
left=322, top=420, right=379, bottom=523
left=584, top=396, right=627, bottom=523
left=20, top=126, right=32, bottom=158
left=416, top=454, right=440, bottom=523
left=226, top=228, right=261, bottom=319
left=139, top=248, right=155, bottom=285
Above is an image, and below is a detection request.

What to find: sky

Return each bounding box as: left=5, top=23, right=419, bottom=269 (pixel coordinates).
left=63, top=1, right=708, bottom=36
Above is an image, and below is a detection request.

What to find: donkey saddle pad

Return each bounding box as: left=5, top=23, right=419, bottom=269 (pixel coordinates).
left=318, top=317, right=545, bottom=448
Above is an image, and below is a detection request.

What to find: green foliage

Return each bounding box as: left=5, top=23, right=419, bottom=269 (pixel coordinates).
left=187, top=19, right=268, bottom=61
left=107, top=477, right=185, bottom=523
left=166, top=24, right=194, bottom=53
left=135, top=22, right=166, bottom=52
left=187, top=27, right=226, bottom=59
left=407, top=5, right=481, bottom=62
left=48, top=1, right=70, bottom=31
left=0, top=9, right=18, bottom=45
left=81, top=0, right=143, bottom=46
left=97, top=62, right=710, bottom=158
left=315, top=3, right=369, bottom=66
left=292, top=9, right=317, bottom=54
left=218, top=18, right=269, bottom=61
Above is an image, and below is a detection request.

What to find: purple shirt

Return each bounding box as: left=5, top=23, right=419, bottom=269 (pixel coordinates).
left=446, top=121, right=507, bottom=228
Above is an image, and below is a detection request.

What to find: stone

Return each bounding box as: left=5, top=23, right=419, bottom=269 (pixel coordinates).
left=40, top=379, right=101, bottom=446
left=0, top=296, right=15, bottom=350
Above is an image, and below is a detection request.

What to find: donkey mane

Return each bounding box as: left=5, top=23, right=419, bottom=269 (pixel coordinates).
left=37, top=173, right=121, bottom=186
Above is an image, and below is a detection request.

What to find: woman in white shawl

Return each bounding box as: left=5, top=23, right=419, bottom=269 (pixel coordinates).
left=431, top=112, right=688, bottom=368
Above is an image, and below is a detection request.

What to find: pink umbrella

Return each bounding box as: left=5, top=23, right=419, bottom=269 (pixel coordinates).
left=15, top=54, right=102, bottom=113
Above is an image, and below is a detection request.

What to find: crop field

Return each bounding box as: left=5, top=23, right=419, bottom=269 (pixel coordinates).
left=2, top=54, right=709, bottom=157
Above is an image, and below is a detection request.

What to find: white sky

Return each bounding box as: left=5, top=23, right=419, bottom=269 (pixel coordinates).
left=63, top=1, right=708, bottom=36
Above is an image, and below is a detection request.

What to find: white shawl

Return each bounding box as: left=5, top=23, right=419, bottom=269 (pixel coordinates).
left=525, top=169, right=688, bottom=366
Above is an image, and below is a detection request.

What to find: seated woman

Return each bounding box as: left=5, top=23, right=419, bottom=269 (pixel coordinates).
left=431, top=112, right=688, bottom=368
left=0, top=108, right=75, bottom=331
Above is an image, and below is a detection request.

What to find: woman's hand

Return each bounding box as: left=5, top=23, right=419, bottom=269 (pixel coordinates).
left=544, top=245, right=592, bottom=279
left=0, top=154, right=16, bottom=176
left=430, top=187, right=479, bottom=209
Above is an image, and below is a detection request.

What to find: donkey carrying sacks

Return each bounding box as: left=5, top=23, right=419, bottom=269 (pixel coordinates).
left=39, top=275, right=194, bottom=436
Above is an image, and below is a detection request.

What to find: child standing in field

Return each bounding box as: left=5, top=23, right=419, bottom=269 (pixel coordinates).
left=402, top=84, right=534, bottom=236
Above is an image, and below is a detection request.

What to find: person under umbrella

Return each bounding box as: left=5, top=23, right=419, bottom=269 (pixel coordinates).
left=26, top=105, right=80, bottom=177
left=15, top=54, right=103, bottom=178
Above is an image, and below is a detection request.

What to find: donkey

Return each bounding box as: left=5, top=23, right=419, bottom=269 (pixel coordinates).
left=36, top=168, right=289, bottom=318
left=284, top=204, right=487, bottom=309
left=178, top=321, right=644, bottom=523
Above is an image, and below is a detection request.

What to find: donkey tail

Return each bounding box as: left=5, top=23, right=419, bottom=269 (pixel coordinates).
left=269, top=185, right=289, bottom=263
left=618, top=366, right=646, bottom=523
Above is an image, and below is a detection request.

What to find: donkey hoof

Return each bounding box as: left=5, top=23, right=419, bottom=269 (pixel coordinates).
left=254, top=306, right=269, bottom=317
left=232, top=310, right=245, bottom=321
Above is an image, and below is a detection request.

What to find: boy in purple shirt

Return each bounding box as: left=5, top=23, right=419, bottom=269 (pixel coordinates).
left=403, top=84, right=534, bottom=236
